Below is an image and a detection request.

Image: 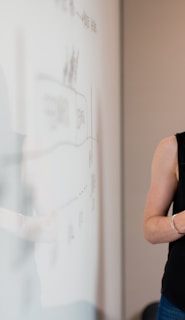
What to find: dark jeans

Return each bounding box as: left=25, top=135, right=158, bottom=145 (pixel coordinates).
left=157, top=295, right=185, bottom=320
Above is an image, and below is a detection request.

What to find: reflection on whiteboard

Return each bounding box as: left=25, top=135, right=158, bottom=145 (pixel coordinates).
left=23, top=75, right=98, bottom=307
left=0, top=0, right=100, bottom=317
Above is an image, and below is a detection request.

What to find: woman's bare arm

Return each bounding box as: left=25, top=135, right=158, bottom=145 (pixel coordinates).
left=0, top=137, right=59, bottom=243
left=143, top=135, right=185, bottom=244
left=0, top=207, right=59, bottom=242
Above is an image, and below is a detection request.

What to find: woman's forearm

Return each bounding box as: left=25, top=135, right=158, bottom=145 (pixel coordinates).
left=0, top=208, right=58, bottom=242
left=143, top=211, right=185, bottom=244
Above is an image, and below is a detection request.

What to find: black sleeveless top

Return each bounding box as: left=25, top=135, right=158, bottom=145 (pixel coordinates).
left=162, top=132, right=185, bottom=311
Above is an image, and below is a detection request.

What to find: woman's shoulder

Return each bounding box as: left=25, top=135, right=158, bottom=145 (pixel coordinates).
left=157, top=135, right=177, bottom=154
left=152, top=135, right=177, bottom=172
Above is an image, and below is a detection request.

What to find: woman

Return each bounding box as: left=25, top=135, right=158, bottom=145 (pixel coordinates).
left=144, top=132, right=185, bottom=319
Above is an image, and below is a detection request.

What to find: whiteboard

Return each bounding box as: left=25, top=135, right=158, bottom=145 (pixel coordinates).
left=0, top=1, right=122, bottom=319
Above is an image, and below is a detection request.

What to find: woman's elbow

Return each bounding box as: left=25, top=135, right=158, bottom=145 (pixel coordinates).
left=143, top=220, right=158, bottom=244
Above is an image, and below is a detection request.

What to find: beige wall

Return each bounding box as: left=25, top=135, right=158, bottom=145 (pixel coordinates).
left=124, top=1, right=185, bottom=319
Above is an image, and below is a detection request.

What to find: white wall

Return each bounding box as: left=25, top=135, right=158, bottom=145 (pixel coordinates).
left=124, top=1, right=185, bottom=319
